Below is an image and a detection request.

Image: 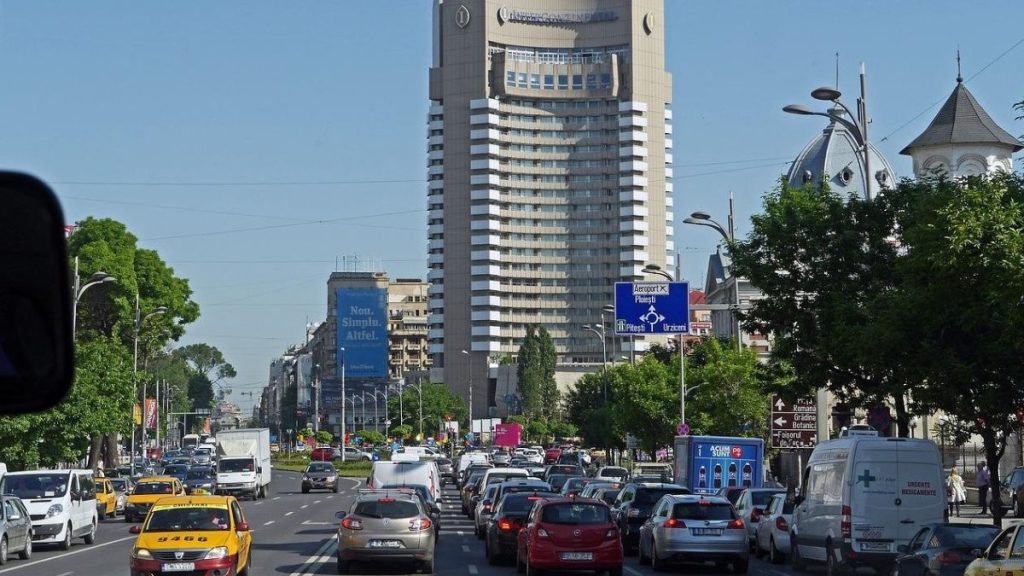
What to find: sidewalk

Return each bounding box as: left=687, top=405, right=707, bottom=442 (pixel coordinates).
left=947, top=501, right=1016, bottom=528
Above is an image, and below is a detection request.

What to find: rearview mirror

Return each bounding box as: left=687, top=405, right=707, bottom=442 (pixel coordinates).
left=0, top=172, right=74, bottom=414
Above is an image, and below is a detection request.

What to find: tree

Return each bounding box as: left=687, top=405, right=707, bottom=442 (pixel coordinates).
left=516, top=326, right=543, bottom=418
left=536, top=327, right=560, bottom=419
left=683, top=338, right=771, bottom=439
left=563, top=372, right=623, bottom=451
left=354, top=429, right=386, bottom=446
left=386, top=382, right=467, bottom=438
left=611, top=356, right=677, bottom=455
left=175, top=343, right=236, bottom=413
left=389, top=424, right=413, bottom=439
left=315, top=430, right=333, bottom=446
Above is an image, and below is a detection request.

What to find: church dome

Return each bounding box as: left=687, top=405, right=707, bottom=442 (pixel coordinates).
left=786, top=106, right=897, bottom=200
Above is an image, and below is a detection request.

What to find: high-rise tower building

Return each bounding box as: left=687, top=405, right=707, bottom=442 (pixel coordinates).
left=426, top=0, right=673, bottom=417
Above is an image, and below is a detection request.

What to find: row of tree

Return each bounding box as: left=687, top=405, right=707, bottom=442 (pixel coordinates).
left=0, top=217, right=235, bottom=471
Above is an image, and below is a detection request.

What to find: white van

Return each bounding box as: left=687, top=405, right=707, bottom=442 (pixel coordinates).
left=480, top=467, right=529, bottom=489
left=0, top=469, right=99, bottom=549
left=456, top=452, right=490, bottom=480
left=369, top=460, right=442, bottom=501
left=790, top=435, right=945, bottom=573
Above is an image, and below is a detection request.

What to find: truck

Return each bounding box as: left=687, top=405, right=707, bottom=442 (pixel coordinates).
left=673, top=435, right=765, bottom=495
left=181, top=433, right=200, bottom=452
left=215, top=428, right=272, bottom=499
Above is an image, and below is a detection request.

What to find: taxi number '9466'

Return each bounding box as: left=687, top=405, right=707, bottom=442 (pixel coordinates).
left=156, top=536, right=209, bottom=542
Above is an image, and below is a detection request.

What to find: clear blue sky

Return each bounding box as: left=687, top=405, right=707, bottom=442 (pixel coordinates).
left=2, top=1, right=1020, bottom=415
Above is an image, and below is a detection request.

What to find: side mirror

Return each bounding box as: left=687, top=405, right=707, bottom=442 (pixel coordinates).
left=129, top=525, right=141, bottom=534
left=335, top=511, right=347, bottom=520
left=8, top=513, right=21, bottom=521
left=257, top=467, right=262, bottom=474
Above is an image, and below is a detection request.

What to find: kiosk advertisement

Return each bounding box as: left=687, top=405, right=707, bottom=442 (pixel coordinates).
left=673, top=435, right=764, bottom=495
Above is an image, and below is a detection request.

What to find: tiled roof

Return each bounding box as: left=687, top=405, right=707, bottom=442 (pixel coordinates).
left=901, top=81, right=1023, bottom=154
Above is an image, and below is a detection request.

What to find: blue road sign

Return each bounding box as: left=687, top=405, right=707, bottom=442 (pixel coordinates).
left=614, top=282, right=689, bottom=335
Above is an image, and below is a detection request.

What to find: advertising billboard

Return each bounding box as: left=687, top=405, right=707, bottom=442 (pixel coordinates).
left=673, top=435, right=764, bottom=495
left=336, top=287, right=388, bottom=379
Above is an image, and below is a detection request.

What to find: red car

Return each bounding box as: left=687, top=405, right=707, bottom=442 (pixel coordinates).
left=310, top=446, right=335, bottom=461
left=543, top=448, right=562, bottom=465
left=516, top=497, right=623, bottom=576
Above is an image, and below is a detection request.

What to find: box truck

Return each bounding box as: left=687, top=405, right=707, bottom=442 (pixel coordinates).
left=215, top=428, right=272, bottom=499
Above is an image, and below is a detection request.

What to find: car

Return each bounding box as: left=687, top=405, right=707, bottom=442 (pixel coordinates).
left=595, top=466, right=630, bottom=482
left=460, top=463, right=492, bottom=489
left=543, top=447, right=562, bottom=465
left=543, top=464, right=585, bottom=481
left=191, top=447, right=214, bottom=467
left=474, top=484, right=501, bottom=538
left=579, top=481, right=624, bottom=499
left=95, top=476, right=119, bottom=520
left=561, top=476, right=594, bottom=496
left=754, top=493, right=794, bottom=564
left=109, top=477, right=132, bottom=515
left=301, top=462, right=340, bottom=494
left=484, top=491, right=556, bottom=565
left=963, top=524, right=1024, bottom=576
left=557, top=451, right=586, bottom=467
left=337, top=446, right=374, bottom=462
left=593, top=488, right=621, bottom=506
left=125, top=477, right=187, bottom=523
left=128, top=495, right=253, bottom=576
left=0, top=494, right=33, bottom=564
left=612, top=483, right=691, bottom=554
left=489, top=479, right=553, bottom=513
left=1004, top=466, right=1024, bottom=516
left=733, top=488, right=786, bottom=549
left=0, top=469, right=98, bottom=550
left=894, top=523, right=999, bottom=576
left=491, top=450, right=511, bottom=465
left=310, top=446, right=335, bottom=461
left=633, top=463, right=673, bottom=481
left=520, top=449, right=544, bottom=465
left=161, top=463, right=190, bottom=484
left=546, top=473, right=580, bottom=493
left=377, top=484, right=442, bottom=537
left=335, top=489, right=435, bottom=574
left=516, top=497, right=623, bottom=576
left=183, top=466, right=217, bottom=495
left=638, top=494, right=749, bottom=573
left=435, top=457, right=454, bottom=485
left=461, top=471, right=487, bottom=515
left=715, top=486, right=747, bottom=505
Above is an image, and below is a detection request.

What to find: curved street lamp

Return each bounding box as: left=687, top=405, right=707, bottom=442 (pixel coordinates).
left=72, top=258, right=118, bottom=339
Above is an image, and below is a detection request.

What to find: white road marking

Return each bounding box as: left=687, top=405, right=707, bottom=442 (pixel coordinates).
left=457, top=530, right=464, bottom=536
left=273, top=496, right=281, bottom=500
left=624, top=568, right=646, bottom=576
left=55, top=573, right=74, bottom=576
left=326, top=495, right=334, bottom=499
left=300, top=504, right=309, bottom=509
left=468, top=565, right=479, bottom=575
left=264, top=520, right=275, bottom=525
left=285, top=511, right=294, bottom=516
left=287, top=535, right=338, bottom=576
left=314, top=500, right=322, bottom=504
left=0, top=536, right=135, bottom=574
left=462, top=544, right=471, bottom=552
left=301, top=520, right=335, bottom=526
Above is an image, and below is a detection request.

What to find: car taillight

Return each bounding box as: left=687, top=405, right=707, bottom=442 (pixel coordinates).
left=483, top=502, right=493, bottom=513
left=840, top=505, right=851, bottom=539
left=605, top=527, right=618, bottom=540
left=537, top=527, right=550, bottom=538
left=341, top=517, right=363, bottom=530
left=498, top=519, right=519, bottom=532
left=775, top=517, right=789, bottom=532
left=750, top=507, right=762, bottom=523
left=936, top=551, right=967, bottom=564
left=664, top=518, right=686, bottom=528
left=410, top=518, right=432, bottom=531
left=728, top=519, right=745, bottom=529
left=378, top=498, right=395, bottom=503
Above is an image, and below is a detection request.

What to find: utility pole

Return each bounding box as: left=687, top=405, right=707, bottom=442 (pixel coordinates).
left=340, top=348, right=346, bottom=462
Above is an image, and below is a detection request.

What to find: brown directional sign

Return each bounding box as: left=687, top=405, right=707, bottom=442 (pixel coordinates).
left=770, top=395, right=818, bottom=449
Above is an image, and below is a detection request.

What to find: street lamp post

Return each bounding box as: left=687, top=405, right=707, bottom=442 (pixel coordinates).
left=938, top=415, right=949, bottom=468
left=372, top=389, right=387, bottom=434
left=340, top=347, right=346, bottom=462
left=131, top=295, right=167, bottom=461
left=642, top=264, right=688, bottom=428
left=582, top=324, right=608, bottom=403
left=784, top=64, right=873, bottom=200
left=71, top=256, right=117, bottom=340
left=683, top=197, right=742, bottom=351
left=312, top=363, right=321, bottom=435
left=461, top=350, right=473, bottom=440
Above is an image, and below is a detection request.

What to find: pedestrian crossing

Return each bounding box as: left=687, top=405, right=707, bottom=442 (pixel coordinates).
left=439, top=484, right=475, bottom=534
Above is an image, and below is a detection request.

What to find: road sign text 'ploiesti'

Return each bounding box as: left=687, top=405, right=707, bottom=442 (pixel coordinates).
left=614, top=281, right=689, bottom=335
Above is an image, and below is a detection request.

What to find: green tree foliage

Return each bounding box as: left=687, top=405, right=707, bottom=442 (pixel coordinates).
left=314, top=430, right=333, bottom=445
left=683, top=338, right=770, bottom=439
left=563, top=372, right=623, bottom=450
left=611, top=356, right=677, bottom=455
left=174, top=343, right=236, bottom=413
left=386, top=382, right=467, bottom=438
left=516, top=326, right=543, bottom=418
left=536, top=327, right=560, bottom=418
left=354, top=429, right=386, bottom=446
left=389, top=424, right=413, bottom=439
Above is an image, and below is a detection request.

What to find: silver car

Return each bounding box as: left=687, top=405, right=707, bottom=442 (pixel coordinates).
left=474, top=484, right=500, bottom=538
left=108, top=477, right=132, bottom=514
left=335, top=489, right=435, bottom=574
left=638, top=494, right=750, bottom=574
left=0, top=495, right=33, bottom=564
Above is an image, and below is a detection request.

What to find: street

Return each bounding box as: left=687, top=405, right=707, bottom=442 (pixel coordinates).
left=0, top=469, right=820, bottom=576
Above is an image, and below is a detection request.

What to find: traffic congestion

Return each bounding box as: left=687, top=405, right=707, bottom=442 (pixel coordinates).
left=1, top=434, right=1021, bottom=576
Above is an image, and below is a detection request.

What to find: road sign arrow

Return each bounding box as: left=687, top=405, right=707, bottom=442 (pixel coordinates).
left=774, top=398, right=786, bottom=410
left=773, top=416, right=787, bottom=427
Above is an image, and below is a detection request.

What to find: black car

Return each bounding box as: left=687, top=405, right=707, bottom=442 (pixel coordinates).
left=613, top=482, right=691, bottom=554
left=484, top=491, right=557, bottom=565
left=183, top=466, right=217, bottom=494
left=543, top=464, right=584, bottom=480
left=546, top=473, right=581, bottom=492
left=1005, top=466, right=1024, bottom=517
left=893, top=523, right=1000, bottom=576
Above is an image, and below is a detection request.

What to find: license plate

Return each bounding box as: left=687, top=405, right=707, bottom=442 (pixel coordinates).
left=561, top=552, right=593, bottom=561
left=860, top=542, right=889, bottom=551
left=691, top=528, right=724, bottom=536
left=161, top=562, right=196, bottom=572
left=368, top=539, right=403, bottom=548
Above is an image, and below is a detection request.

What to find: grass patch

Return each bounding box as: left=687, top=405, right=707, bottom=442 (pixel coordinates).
left=271, top=456, right=372, bottom=477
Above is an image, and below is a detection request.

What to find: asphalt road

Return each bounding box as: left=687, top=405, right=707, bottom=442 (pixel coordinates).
left=0, top=471, right=809, bottom=576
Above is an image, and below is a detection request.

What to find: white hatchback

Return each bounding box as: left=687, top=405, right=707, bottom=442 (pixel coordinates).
left=754, top=492, right=794, bottom=565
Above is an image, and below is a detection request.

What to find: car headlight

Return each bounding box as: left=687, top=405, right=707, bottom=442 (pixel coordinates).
left=133, top=548, right=154, bottom=560
left=326, top=475, right=337, bottom=480
left=302, top=475, right=309, bottom=481
left=46, top=504, right=64, bottom=518
left=203, top=547, right=228, bottom=560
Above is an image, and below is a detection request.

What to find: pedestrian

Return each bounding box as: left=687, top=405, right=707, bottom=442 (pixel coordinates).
left=947, top=467, right=966, bottom=517
left=976, top=462, right=991, bottom=515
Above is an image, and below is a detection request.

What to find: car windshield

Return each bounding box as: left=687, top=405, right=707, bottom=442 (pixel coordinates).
left=637, top=488, right=686, bottom=507
left=164, top=465, right=188, bottom=474
left=601, top=468, right=628, bottom=478
left=380, top=484, right=432, bottom=505
left=354, top=499, right=421, bottom=519
left=541, top=503, right=610, bottom=525
left=110, top=479, right=128, bottom=490
left=501, top=494, right=555, bottom=513
left=930, top=526, right=1000, bottom=548
left=219, top=459, right=255, bottom=473
left=674, top=502, right=735, bottom=520
left=134, top=482, right=175, bottom=494
left=307, top=463, right=335, bottom=473
left=145, top=506, right=230, bottom=531
left=0, top=473, right=70, bottom=499
left=752, top=490, right=786, bottom=507
left=186, top=468, right=213, bottom=479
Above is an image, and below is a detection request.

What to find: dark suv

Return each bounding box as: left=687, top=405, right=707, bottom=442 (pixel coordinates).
left=612, top=482, right=690, bottom=554
left=1007, top=466, right=1024, bottom=517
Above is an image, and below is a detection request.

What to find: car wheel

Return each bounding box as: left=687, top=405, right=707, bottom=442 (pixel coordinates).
left=83, top=521, right=96, bottom=544
left=0, top=536, right=8, bottom=565
left=60, top=523, right=72, bottom=550
left=1016, top=500, right=1023, bottom=518
left=125, top=514, right=133, bottom=523
left=638, top=535, right=650, bottom=566
left=770, top=537, right=784, bottom=565
left=19, top=534, right=31, bottom=560
left=790, top=534, right=807, bottom=571
left=733, top=558, right=749, bottom=574
left=486, top=538, right=499, bottom=566
left=825, top=541, right=839, bottom=576
left=302, top=486, right=309, bottom=494
left=333, top=484, right=339, bottom=493
left=651, top=544, right=666, bottom=573
left=517, top=551, right=526, bottom=573
left=421, top=558, right=433, bottom=573
left=608, top=566, right=624, bottom=576
left=336, top=558, right=350, bottom=574
left=525, top=557, right=545, bottom=576
left=98, top=506, right=106, bottom=521
left=476, top=523, right=485, bottom=540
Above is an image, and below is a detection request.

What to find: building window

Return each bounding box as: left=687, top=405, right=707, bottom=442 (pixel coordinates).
left=517, top=72, right=528, bottom=88
left=586, top=74, right=597, bottom=90
left=558, top=75, right=568, bottom=90
left=600, top=73, right=612, bottom=89
left=572, top=75, right=583, bottom=90
left=506, top=71, right=515, bottom=87
left=530, top=74, right=540, bottom=89
left=544, top=75, right=554, bottom=89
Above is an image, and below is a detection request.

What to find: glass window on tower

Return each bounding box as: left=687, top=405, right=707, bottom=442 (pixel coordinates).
left=530, top=74, right=540, bottom=89
left=558, top=75, right=569, bottom=90
left=600, top=73, right=612, bottom=89
left=518, top=72, right=528, bottom=88
left=544, top=75, right=554, bottom=89
left=586, top=74, right=597, bottom=90
left=506, top=71, right=516, bottom=87
left=572, top=75, right=583, bottom=90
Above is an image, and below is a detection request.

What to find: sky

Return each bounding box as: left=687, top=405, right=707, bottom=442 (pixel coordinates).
left=1, top=1, right=1020, bottom=416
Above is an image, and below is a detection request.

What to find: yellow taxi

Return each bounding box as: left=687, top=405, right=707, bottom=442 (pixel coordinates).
left=125, top=476, right=186, bottom=523
left=96, top=476, right=118, bottom=519
left=964, top=524, right=1024, bottom=576
left=129, top=495, right=253, bottom=576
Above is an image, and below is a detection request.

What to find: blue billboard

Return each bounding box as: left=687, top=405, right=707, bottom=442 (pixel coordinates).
left=336, top=287, right=388, bottom=379
left=674, top=435, right=764, bottom=495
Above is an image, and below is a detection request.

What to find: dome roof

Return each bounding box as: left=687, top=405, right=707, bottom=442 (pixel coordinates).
left=900, top=80, right=1022, bottom=155
left=786, top=107, right=897, bottom=200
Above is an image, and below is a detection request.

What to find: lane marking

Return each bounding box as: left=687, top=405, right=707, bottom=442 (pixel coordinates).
left=0, top=535, right=135, bottom=574
left=468, top=565, right=479, bottom=575
left=462, top=544, right=470, bottom=552
left=287, top=535, right=338, bottom=576
left=326, top=495, right=334, bottom=499
left=314, top=500, right=322, bottom=504
left=300, top=504, right=309, bottom=509
left=301, top=520, right=335, bottom=526
left=264, top=520, right=275, bottom=525
left=625, top=568, right=645, bottom=576
left=273, top=496, right=281, bottom=500
left=56, top=573, right=74, bottom=576
left=285, top=511, right=295, bottom=516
